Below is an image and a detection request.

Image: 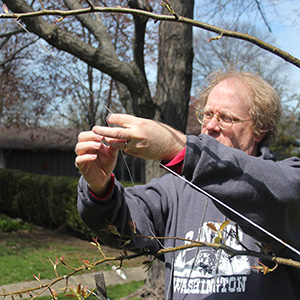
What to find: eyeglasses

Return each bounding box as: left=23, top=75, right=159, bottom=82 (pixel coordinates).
left=196, top=108, right=251, bottom=130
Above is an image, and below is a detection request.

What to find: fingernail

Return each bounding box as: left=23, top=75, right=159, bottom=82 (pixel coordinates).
left=106, top=113, right=113, bottom=124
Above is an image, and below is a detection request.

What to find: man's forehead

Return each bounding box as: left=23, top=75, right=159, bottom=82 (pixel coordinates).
left=211, top=78, right=252, bottom=99
left=207, top=78, right=252, bottom=115
left=218, top=77, right=251, bottom=92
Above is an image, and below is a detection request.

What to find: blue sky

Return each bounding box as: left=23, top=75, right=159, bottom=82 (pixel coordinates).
left=268, top=1, right=299, bottom=58
left=265, top=1, right=300, bottom=105
left=268, top=1, right=300, bottom=57
left=191, top=0, right=300, bottom=107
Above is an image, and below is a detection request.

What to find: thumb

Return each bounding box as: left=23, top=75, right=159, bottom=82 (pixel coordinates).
left=106, top=141, right=120, bottom=158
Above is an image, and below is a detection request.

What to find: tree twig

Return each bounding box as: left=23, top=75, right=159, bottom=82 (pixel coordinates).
left=1, top=5, right=300, bottom=69
left=254, top=0, right=272, bottom=33
left=85, top=0, right=95, bottom=9
left=0, top=252, right=146, bottom=299
left=0, top=235, right=299, bottom=298
left=0, top=28, right=24, bottom=38
left=126, top=234, right=300, bottom=269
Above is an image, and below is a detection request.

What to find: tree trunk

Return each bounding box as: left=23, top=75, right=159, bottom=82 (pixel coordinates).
left=143, top=0, right=194, bottom=298
left=141, top=258, right=165, bottom=299
left=155, top=0, right=194, bottom=133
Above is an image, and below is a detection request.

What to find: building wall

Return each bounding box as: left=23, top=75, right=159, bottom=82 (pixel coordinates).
left=4, top=149, right=78, bottom=177
left=0, top=150, right=5, bottom=168
left=114, top=153, right=145, bottom=183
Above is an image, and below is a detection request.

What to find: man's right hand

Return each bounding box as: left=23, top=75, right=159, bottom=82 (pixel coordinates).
left=93, top=114, right=186, bottom=162
left=75, top=131, right=119, bottom=197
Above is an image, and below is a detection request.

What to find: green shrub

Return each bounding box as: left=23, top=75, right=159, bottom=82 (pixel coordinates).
left=0, top=168, right=135, bottom=238
left=0, top=214, right=32, bottom=232
left=0, top=169, right=91, bottom=238
left=0, top=169, right=135, bottom=239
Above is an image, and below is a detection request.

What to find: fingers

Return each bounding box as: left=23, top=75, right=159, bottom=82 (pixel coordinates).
left=75, top=139, right=99, bottom=171
left=104, top=137, right=132, bottom=151
left=75, top=131, right=104, bottom=166
left=92, top=126, right=132, bottom=151
left=106, top=113, right=139, bottom=128
left=92, top=125, right=129, bottom=139
left=93, top=114, right=145, bottom=150
left=75, top=132, right=102, bottom=156
left=75, top=141, right=100, bottom=156
left=77, top=130, right=103, bottom=143
left=75, top=153, right=97, bottom=168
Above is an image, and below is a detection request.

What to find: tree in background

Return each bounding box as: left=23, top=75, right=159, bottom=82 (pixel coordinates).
left=0, top=1, right=148, bottom=129
left=2, top=1, right=299, bottom=135
left=0, top=21, right=47, bottom=126
left=1, top=0, right=193, bottom=134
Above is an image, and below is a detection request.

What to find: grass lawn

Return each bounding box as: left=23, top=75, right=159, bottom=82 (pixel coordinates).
left=0, top=239, right=105, bottom=285
left=0, top=215, right=145, bottom=290
left=106, top=281, right=143, bottom=300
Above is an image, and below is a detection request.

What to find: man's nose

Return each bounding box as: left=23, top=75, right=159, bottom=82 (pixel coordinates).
left=205, top=116, right=220, bottom=131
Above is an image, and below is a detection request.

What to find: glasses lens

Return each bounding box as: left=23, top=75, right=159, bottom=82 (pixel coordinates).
left=196, top=109, right=211, bottom=124
left=218, top=112, right=233, bottom=130
left=196, top=109, right=234, bottom=130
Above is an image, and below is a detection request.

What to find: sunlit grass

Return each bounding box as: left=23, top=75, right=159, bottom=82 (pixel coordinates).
left=0, top=238, right=110, bottom=286
left=0, top=216, right=119, bottom=285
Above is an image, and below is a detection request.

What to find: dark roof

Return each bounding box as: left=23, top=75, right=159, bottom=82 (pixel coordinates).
left=0, top=127, right=80, bottom=150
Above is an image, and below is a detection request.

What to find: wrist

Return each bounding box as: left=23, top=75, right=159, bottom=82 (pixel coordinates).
left=163, top=134, right=186, bottom=162
left=88, top=174, right=114, bottom=198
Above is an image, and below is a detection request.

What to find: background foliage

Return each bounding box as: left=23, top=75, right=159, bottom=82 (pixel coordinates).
left=0, top=168, right=135, bottom=237
left=0, top=168, right=89, bottom=236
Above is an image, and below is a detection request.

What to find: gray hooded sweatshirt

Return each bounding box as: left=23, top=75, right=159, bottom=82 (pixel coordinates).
left=78, top=134, right=300, bottom=299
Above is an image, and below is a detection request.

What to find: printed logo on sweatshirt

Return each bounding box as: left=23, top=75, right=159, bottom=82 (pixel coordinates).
left=173, top=222, right=251, bottom=295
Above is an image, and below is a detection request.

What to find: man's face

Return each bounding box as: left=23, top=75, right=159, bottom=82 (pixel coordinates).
left=200, top=78, right=262, bottom=156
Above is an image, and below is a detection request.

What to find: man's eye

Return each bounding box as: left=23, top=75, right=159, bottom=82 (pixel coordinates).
left=203, top=111, right=212, bottom=118
left=219, top=114, right=232, bottom=123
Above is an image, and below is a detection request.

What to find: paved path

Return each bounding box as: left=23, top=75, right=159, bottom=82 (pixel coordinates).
left=0, top=266, right=146, bottom=299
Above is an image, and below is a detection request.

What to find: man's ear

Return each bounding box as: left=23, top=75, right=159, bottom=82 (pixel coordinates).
left=254, top=131, right=268, bottom=143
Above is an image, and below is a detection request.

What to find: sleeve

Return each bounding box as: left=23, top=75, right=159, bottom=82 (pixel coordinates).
left=77, top=174, right=173, bottom=254
left=89, top=174, right=115, bottom=200
left=182, top=134, right=300, bottom=254
left=162, top=148, right=186, bottom=174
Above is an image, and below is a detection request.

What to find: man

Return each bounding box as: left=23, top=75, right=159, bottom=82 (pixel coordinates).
left=76, top=70, right=300, bottom=299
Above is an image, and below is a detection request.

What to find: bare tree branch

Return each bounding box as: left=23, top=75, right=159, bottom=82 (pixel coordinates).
left=2, top=0, right=156, bottom=118
left=1, top=2, right=299, bottom=69
left=129, top=0, right=151, bottom=76
left=0, top=28, right=24, bottom=38
left=63, top=0, right=116, bottom=54
left=0, top=250, right=147, bottom=299
left=0, top=236, right=299, bottom=299
left=85, top=0, right=95, bottom=9
left=0, top=28, right=24, bottom=52
left=254, top=0, right=272, bottom=33
left=0, top=39, right=36, bottom=66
